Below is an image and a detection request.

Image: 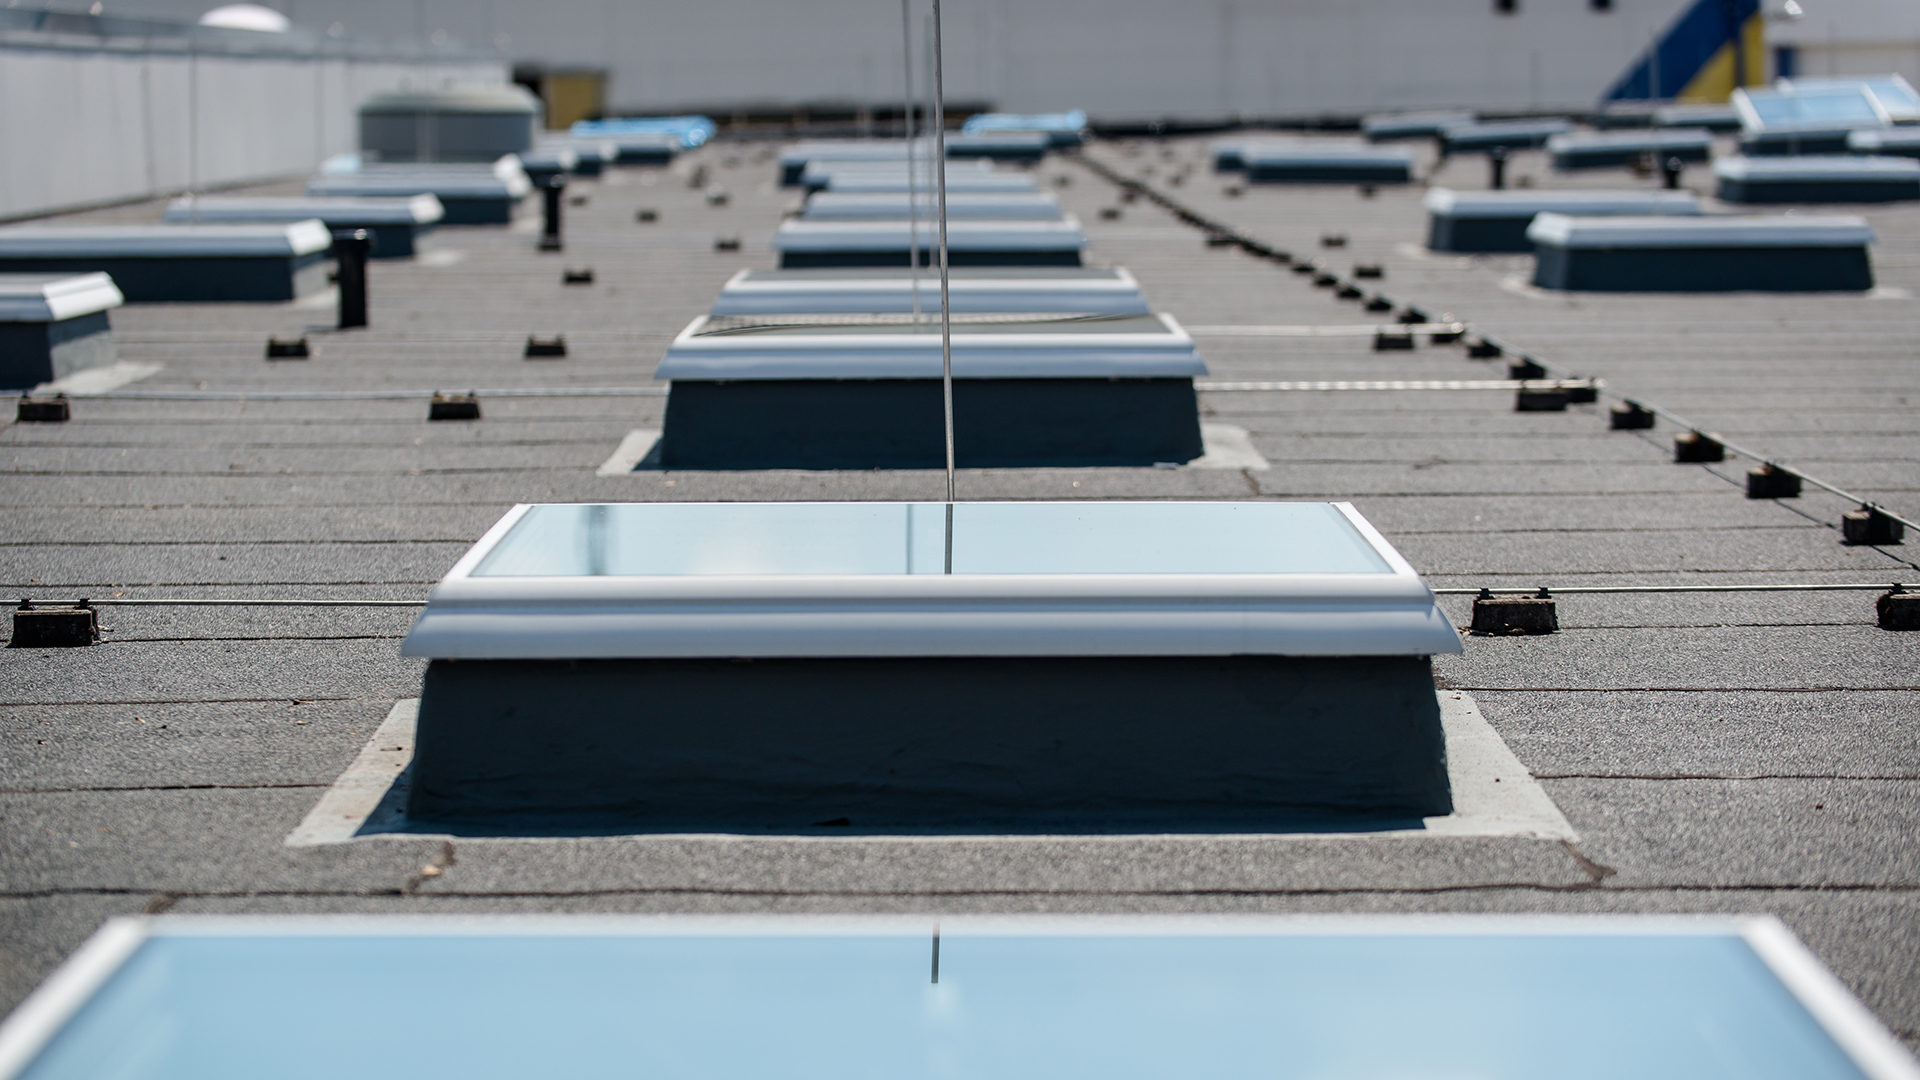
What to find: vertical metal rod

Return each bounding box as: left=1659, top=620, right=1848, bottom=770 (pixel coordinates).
left=932, top=0, right=956, bottom=557
left=901, top=0, right=922, bottom=326
left=931, top=926, right=941, bottom=983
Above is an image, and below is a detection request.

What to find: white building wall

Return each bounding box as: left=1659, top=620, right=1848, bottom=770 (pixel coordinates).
left=0, top=26, right=505, bottom=220
left=108, top=0, right=1695, bottom=118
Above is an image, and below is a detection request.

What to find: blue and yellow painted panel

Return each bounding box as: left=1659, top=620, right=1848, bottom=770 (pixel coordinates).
left=1604, top=0, right=1766, bottom=103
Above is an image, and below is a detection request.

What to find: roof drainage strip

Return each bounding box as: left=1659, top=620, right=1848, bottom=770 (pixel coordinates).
left=162, top=195, right=444, bottom=258
left=709, top=267, right=1150, bottom=316
left=11, top=915, right=1909, bottom=1080
left=1526, top=213, right=1876, bottom=292
left=651, top=312, right=1203, bottom=469
left=772, top=217, right=1087, bottom=268
left=800, top=192, right=1065, bottom=221
left=1423, top=189, right=1701, bottom=253
left=0, top=222, right=332, bottom=302
left=396, top=500, right=1459, bottom=829
left=1241, top=144, right=1414, bottom=184
left=1545, top=128, right=1714, bottom=170
left=0, top=273, right=122, bottom=390
left=1714, top=155, right=1920, bottom=203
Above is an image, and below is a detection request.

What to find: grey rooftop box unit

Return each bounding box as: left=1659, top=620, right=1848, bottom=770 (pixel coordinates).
left=10, top=915, right=1914, bottom=1079
left=1778, top=74, right=1920, bottom=124
left=397, top=500, right=1459, bottom=828
left=1591, top=100, right=1662, bottom=128
left=801, top=191, right=1064, bottom=221
left=162, top=195, right=444, bottom=258
left=773, top=217, right=1086, bottom=268
left=1547, top=128, right=1714, bottom=170
left=1423, top=188, right=1701, bottom=253
left=652, top=312, right=1203, bottom=470
left=1734, top=85, right=1889, bottom=156
left=358, top=85, right=538, bottom=164
left=1847, top=127, right=1920, bottom=158
left=305, top=158, right=532, bottom=225
left=799, top=157, right=995, bottom=192
left=1361, top=110, right=1475, bottom=141
left=1655, top=102, right=1743, bottom=132
left=0, top=222, right=331, bottom=302
left=709, top=267, right=1150, bottom=316
left=1243, top=143, right=1414, bottom=184
left=1527, top=213, right=1874, bottom=292
left=0, top=273, right=121, bottom=390
left=1441, top=118, right=1573, bottom=153
left=1715, top=155, right=1920, bottom=203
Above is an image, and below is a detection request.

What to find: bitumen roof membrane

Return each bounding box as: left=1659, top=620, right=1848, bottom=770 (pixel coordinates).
left=1, top=133, right=1916, bottom=1049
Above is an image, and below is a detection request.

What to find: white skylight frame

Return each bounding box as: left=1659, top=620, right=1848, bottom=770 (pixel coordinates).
left=708, top=267, right=1151, bottom=316
left=654, top=310, right=1200, bottom=380
left=398, top=501, right=1461, bottom=660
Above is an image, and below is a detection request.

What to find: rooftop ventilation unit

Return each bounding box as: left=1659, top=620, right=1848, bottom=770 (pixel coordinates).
left=1440, top=119, right=1573, bottom=154
left=1361, top=110, right=1476, bottom=141
left=1734, top=85, right=1890, bottom=156
left=1423, top=189, right=1701, bottom=252
left=780, top=141, right=1031, bottom=186
left=800, top=192, right=1064, bottom=221
left=1546, top=129, right=1713, bottom=170
left=1241, top=143, right=1414, bottom=184
left=941, top=130, right=1050, bottom=161
left=1527, top=213, right=1875, bottom=291
left=161, top=196, right=443, bottom=258
left=397, top=500, right=1457, bottom=827
left=961, top=109, right=1088, bottom=146
left=816, top=164, right=1034, bottom=195
left=1714, top=155, right=1920, bottom=203
left=570, top=114, right=714, bottom=148
left=536, top=135, right=618, bottom=175
left=0, top=273, right=121, bottom=390
left=305, top=158, right=532, bottom=224
left=772, top=217, right=1086, bottom=268
left=7, top=915, right=1909, bottom=1077
left=1654, top=103, right=1743, bottom=131
left=708, top=267, right=1151, bottom=316
left=650, top=313, right=1202, bottom=469
left=0, top=223, right=331, bottom=302
left=1210, top=137, right=1321, bottom=172
left=358, top=87, right=540, bottom=164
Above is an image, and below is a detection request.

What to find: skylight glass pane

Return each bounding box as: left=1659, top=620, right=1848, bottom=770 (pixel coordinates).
left=469, top=502, right=1393, bottom=577
left=16, top=930, right=1871, bottom=1080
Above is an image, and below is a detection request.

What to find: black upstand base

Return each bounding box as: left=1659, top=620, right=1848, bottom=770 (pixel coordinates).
left=657, top=377, right=1205, bottom=469
left=1532, top=246, right=1874, bottom=292
left=407, top=654, right=1453, bottom=831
